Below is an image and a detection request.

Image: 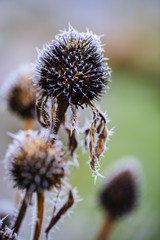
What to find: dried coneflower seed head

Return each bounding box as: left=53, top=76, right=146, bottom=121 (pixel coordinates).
left=99, top=158, right=140, bottom=218
left=34, top=25, right=111, bottom=106
left=3, top=64, right=36, bottom=119
left=0, top=218, right=18, bottom=240
left=5, top=130, right=65, bottom=193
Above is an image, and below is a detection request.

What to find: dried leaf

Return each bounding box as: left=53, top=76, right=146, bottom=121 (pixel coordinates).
left=89, top=111, right=97, bottom=172
left=97, top=118, right=103, bottom=134
left=45, top=190, right=74, bottom=238
left=65, top=128, right=78, bottom=156
left=95, top=126, right=108, bottom=160
left=84, top=128, right=90, bottom=151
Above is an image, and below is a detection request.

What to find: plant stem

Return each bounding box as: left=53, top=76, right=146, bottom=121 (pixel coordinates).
left=45, top=189, right=74, bottom=238
left=24, top=118, right=34, bottom=130
left=96, top=216, right=115, bottom=240
left=53, top=100, right=69, bottom=134
left=13, top=191, right=31, bottom=234
left=33, top=192, right=45, bottom=240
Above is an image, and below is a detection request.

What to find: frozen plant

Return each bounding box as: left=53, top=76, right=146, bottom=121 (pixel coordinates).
left=33, top=25, right=112, bottom=177
left=96, top=156, right=141, bottom=240
left=4, top=129, right=74, bottom=240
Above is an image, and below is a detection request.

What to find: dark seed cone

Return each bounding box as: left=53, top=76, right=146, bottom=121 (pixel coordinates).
left=5, top=130, right=66, bottom=193
left=33, top=25, right=111, bottom=178
left=99, top=165, right=139, bottom=218
left=6, top=65, right=36, bottom=119
left=0, top=218, right=18, bottom=240
left=34, top=25, right=111, bottom=107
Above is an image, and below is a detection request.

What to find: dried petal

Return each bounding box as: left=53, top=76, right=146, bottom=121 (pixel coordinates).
left=89, top=111, right=97, bottom=172
left=45, top=189, right=74, bottom=238
left=95, top=126, right=108, bottom=160
left=65, top=128, right=78, bottom=156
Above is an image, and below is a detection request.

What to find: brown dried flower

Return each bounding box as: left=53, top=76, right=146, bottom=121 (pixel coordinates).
left=33, top=25, right=112, bottom=177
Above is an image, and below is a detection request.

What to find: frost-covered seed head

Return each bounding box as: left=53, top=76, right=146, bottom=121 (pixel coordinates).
left=5, top=130, right=65, bottom=193
left=99, top=158, right=140, bottom=218
left=5, top=65, right=36, bottom=118
left=0, top=218, right=18, bottom=240
left=34, top=25, right=111, bottom=106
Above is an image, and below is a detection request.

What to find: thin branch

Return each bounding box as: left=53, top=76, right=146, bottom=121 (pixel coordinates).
left=32, top=192, right=45, bottom=240
left=96, top=216, right=115, bottom=240
left=12, top=191, right=31, bottom=234
left=45, top=189, right=74, bottom=239
left=53, top=100, right=69, bottom=134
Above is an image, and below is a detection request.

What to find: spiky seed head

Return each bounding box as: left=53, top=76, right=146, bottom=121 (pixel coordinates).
left=0, top=218, right=18, bottom=240
left=4, top=64, right=36, bottom=118
left=34, top=25, right=111, bottom=107
left=5, top=130, right=66, bottom=193
left=99, top=157, right=140, bottom=218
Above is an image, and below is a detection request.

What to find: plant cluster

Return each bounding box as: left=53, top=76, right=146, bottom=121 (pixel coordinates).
left=1, top=25, right=141, bottom=240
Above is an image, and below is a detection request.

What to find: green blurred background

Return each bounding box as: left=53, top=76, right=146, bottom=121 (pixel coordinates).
left=0, top=0, right=159, bottom=239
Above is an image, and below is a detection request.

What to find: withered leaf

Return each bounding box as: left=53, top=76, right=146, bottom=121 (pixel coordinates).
left=95, top=126, right=108, bottom=160
left=89, top=111, right=97, bottom=172
left=65, top=128, right=78, bottom=156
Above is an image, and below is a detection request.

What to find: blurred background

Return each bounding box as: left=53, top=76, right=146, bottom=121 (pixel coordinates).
left=0, top=0, right=159, bottom=239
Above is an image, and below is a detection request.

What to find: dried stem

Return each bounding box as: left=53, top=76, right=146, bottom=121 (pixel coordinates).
left=45, top=189, right=74, bottom=239
left=96, top=216, right=115, bottom=240
left=23, top=118, right=34, bottom=130
left=13, top=191, right=31, bottom=234
left=88, top=103, right=106, bottom=124
left=33, top=192, right=45, bottom=240
left=36, top=95, right=46, bottom=127
left=53, top=100, right=69, bottom=134
left=71, top=103, right=77, bottom=132
left=50, top=97, right=56, bottom=135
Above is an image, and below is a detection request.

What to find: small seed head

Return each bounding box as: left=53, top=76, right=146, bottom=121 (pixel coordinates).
left=5, top=130, right=66, bottom=193
left=34, top=25, right=111, bottom=107
left=4, top=64, right=36, bottom=118
left=99, top=157, right=140, bottom=218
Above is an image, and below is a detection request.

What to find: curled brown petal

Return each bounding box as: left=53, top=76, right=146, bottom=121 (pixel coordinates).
left=65, top=128, right=78, bottom=156
left=45, top=189, right=74, bottom=239
left=88, top=103, right=108, bottom=174
left=95, top=126, right=108, bottom=160
left=89, top=111, right=97, bottom=172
